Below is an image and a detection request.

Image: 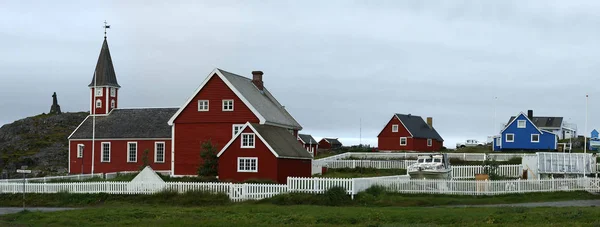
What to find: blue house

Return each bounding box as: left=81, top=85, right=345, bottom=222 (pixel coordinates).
left=493, top=112, right=557, bottom=151
left=589, top=129, right=599, bottom=151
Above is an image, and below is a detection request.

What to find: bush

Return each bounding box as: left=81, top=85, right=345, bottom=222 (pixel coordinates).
left=324, top=186, right=351, bottom=206
left=363, top=185, right=387, bottom=197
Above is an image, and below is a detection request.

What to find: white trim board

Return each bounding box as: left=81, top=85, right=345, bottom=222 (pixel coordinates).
left=70, top=138, right=172, bottom=141
left=217, top=122, right=279, bottom=158
left=500, top=112, right=544, bottom=134
left=68, top=115, right=91, bottom=139
left=167, top=68, right=267, bottom=126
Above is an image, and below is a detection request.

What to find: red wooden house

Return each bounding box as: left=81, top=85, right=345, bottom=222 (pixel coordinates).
left=318, top=138, right=342, bottom=150
left=377, top=114, right=443, bottom=152
left=217, top=123, right=312, bottom=183
left=297, top=134, right=318, bottom=156
left=68, top=37, right=174, bottom=174
left=167, top=69, right=304, bottom=176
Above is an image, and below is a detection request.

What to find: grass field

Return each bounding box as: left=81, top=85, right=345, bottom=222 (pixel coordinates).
left=1, top=204, right=600, bottom=226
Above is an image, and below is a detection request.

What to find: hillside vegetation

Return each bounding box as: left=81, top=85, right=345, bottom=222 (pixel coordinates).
left=0, top=112, right=88, bottom=178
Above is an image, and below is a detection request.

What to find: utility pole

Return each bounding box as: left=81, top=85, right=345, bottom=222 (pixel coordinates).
left=359, top=118, right=362, bottom=147
left=585, top=94, right=588, bottom=154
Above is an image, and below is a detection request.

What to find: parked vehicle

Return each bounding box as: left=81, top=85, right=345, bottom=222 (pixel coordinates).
left=456, top=139, right=485, bottom=148
left=407, top=154, right=452, bottom=179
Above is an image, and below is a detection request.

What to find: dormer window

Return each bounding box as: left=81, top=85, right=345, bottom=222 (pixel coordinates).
left=96, top=99, right=102, bottom=108
left=110, top=88, right=116, bottom=97
left=222, top=99, right=234, bottom=111
left=517, top=120, right=526, bottom=128
left=392, top=124, right=399, bottom=132
left=95, top=88, right=103, bottom=97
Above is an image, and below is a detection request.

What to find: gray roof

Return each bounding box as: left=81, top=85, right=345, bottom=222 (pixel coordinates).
left=251, top=124, right=312, bottom=159
left=395, top=114, right=444, bottom=141
left=322, top=138, right=342, bottom=145
left=508, top=116, right=563, bottom=128
left=89, top=38, right=120, bottom=88
left=219, top=69, right=302, bottom=129
left=298, top=134, right=318, bottom=145
left=69, top=108, right=177, bottom=139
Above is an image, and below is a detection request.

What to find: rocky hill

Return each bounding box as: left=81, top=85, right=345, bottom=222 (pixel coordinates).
left=0, top=112, right=88, bottom=178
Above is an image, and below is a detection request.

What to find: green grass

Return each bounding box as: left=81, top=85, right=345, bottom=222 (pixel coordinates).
left=318, top=168, right=407, bottom=178
left=2, top=204, right=600, bottom=226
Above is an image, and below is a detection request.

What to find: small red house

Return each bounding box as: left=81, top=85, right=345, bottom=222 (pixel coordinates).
left=297, top=134, right=318, bottom=156
left=217, top=123, right=313, bottom=183
left=318, top=138, right=342, bottom=150
left=377, top=114, right=443, bottom=152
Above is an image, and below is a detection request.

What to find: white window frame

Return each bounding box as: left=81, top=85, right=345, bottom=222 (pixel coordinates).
left=101, top=142, right=111, bottom=162
left=241, top=133, right=255, bottom=148
left=110, top=99, right=115, bottom=108
left=95, top=87, right=103, bottom=97
left=155, top=142, right=165, bottom=163
left=77, top=144, right=84, bottom=158
left=96, top=99, right=102, bottom=108
left=506, top=133, right=515, bottom=143
left=517, top=120, right=526, bottom=128
left=232, top=124, right=245, bottom=137
left=531, top=134, right=540, bottom=143
left=427, top=139, right=432, bottom=147
left=127, top=142, right=137, bottom=163
left=392, top=124, right=399, bottom=132
left=237, top=157, right=258, bottom=173
left=110, top=88, right=116, bottom=97
left=222, top=99, right=234, bottom=111
left=198, top=100, right=209, bottom=112
left=400, top=137, right=407, bottom=146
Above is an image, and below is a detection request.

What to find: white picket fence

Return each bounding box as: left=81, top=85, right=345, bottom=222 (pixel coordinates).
left=451, top=165, right=522, bottom=179
left=0, top=173, right=103, bottom=183
left=324, top=160, right=417, bottom=169
left=1, top=176, right=599, bottom=200
left=315, top=152, right=527, bottom=164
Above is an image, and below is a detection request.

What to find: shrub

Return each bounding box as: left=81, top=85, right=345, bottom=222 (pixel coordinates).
left=197, top=140, right=218, bottom=177
left=363, top=185, right=387, bottom=197
left=324, top=186, right=351, bottom=206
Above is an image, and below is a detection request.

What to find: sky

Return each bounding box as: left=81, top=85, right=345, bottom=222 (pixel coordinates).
left=1, top=1, right=600, bottom=148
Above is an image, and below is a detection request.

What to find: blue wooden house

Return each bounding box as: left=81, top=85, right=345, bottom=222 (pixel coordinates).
left=589, top=129, right=599, bottom=151
left=493, top=112, right=558, bottom=151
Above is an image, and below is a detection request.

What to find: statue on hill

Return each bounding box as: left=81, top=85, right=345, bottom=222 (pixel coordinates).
left=49, top=92, right=62, bottom=115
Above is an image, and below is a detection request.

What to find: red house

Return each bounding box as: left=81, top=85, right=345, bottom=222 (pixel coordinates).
left=318, top=138, right=342, bottom=150
left=68, top=37, right=174, bottom=174
left=69, top=36, right=308, bottom=179
left=167, top=69, right=303, bottom=176
left=217, top=123, right=313, bottom=183
left=297, top=134, right=318, bottom=156
left=377, top=114, right=443, bottom=152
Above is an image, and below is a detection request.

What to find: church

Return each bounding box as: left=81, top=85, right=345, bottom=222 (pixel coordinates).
left=68, top=35, right=312, bottom=183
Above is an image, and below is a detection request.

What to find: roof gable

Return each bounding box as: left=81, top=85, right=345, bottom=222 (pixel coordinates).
left=69, top=108, right=177, bottom=139
left=217, top=123, right=312, bottom=159
left=394, top=114, right=443, bottom=141
left=507, top=116, right=563, bottom=128
left=321, top=138, right=342, bottom=145
left=298, top=134, right=318, bottom=145
left=501, top=112, right=543, bottom=134
left=168, top=69, right=301, bottom=129
left=89, top=38, right=120, bottom=88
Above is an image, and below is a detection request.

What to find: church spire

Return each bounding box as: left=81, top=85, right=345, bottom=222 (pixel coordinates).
left=88, top=27, right=120, bottom=88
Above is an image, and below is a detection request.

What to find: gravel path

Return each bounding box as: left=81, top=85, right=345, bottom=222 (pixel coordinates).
left=447, top=200, right=600, bottom=208
left=0, top=207, right=77, bottom=215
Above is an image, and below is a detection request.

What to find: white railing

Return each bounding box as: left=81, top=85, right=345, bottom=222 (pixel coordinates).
left=451, top=165, right=522, bottom=179
left=315, top=152, right=528, bottom=162
left=1, top=177, right=599, bottom=200
left=324, top=160, right=417, bottom=169
left=0, top=173, right=103, bottom=183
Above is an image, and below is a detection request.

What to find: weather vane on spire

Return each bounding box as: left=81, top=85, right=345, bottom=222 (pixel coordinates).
left=104, top=20, right=111, bottom=39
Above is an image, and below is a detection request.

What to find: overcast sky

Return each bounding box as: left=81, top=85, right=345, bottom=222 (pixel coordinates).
left=2, top=1, right=599, bottom=147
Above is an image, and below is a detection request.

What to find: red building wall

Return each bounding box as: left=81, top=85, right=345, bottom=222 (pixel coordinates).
left=276, top=158, right=311, bottom=183
left=173, top=74, right=260, bottom=175
left=90, top=87, right=118, bottom=115
left=318, top=140, right=331, bottom=149
left=69, top=139, right=171, bottom=174
left=218, top=128, right=279, bottom=182
left=377, top=116, right=443, bottom=152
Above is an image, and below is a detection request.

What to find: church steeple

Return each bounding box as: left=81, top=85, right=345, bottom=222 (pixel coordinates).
left=90, top=23, right=120, bottom=115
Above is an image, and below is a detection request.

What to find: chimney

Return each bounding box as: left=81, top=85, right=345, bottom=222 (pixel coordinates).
left=252, top=71, right=264, bottom=91
left=426, top=117, right=433, bottom=128
left=527, top=110, right=533, bottom=119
